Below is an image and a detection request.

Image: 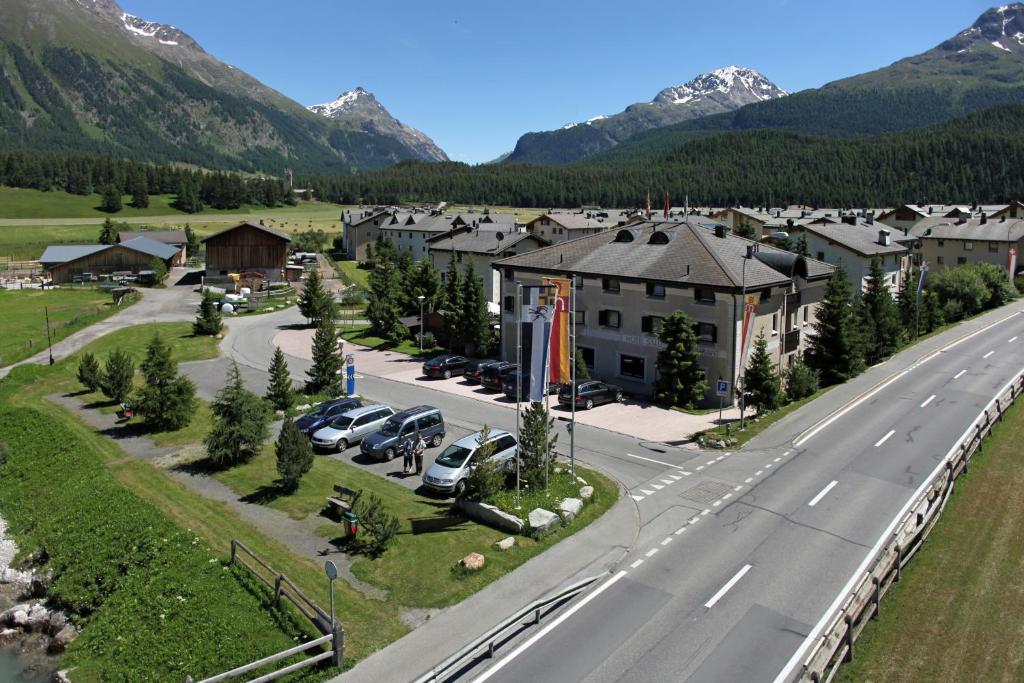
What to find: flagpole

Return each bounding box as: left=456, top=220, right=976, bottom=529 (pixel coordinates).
left=569, top=278, right=576, bottom=480
left=542, top=280, right=551, bottom=492
left=515, top=281, right=522, bottom=510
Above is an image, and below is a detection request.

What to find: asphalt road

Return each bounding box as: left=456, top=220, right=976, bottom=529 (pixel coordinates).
left=468, top=306, right=1024, bottom=683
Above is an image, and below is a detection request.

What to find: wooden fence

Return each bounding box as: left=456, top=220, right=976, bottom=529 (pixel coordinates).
left=794, top=368, right=1024, bottom=682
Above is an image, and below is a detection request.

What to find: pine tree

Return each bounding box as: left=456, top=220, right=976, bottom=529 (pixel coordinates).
left=919, top=289, right=945, bottom=334
left=784, top=356, right=820, bottom=402
left=275, top=417, right=314, bottom=492
left=461, top=261, right=491, bottom=356
left=98, top=217, right=118, bottom=245
left=100, top=349, right=135, bottom=403
left=897, top=268, right=918, bottom=339
left=365, top=249, right=406, bottom=343
left=205, top=360, right=269, bottom=467
left=264, top=346, right=294, bottom=411
left=806, top=265, right=865, bottom=386
left=184, top=223, right=200, bottom=260
left=130, top=174, right=149, bottom=209
left=409, top=258, right=442, bottom=313
left=77, top=352, right=102, bottom=392
left=518, top=403, right=557, bottom=489
left=744, top=332, right=783, bottom=413
left=442, top=258, right=464, bottom=352
left=305, top=319, right=343, bottom=395
left=574, top=347, right=591, bottom=381
left=193, top=291, right=223, bottom=336
left=149, top=257, right=168, bottom=284
left=298, top=267, right=336, bottom=325
left=654, top=311, right=707, bottom=408
left=794, top=232, right=810, bottom=258
left=100, top=184, right=122, bottom=213
left=135, top=333, right=196, bottom=431
left=461, top=425, right=503, bottom=502
left=860, top=257, right=904, bottom=365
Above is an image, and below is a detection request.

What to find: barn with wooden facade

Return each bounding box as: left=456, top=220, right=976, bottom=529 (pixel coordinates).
left=117, top=229, right=188, bottom=266
left=39, top=238, right=180, bottom=284
left=202, top=222, right=290, bottom=281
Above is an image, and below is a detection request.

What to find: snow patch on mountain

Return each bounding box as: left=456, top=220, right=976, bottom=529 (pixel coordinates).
left=654, top=66, right=787, bottom=105
left=307, top=88, right=374, bottom=117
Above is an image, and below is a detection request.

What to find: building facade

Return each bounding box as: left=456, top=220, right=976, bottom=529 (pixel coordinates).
left=918, top=217, right=1024, bottom=272
left=202, top=222, right=290, bottom=281
left=790, top=218, right=909, bottom=294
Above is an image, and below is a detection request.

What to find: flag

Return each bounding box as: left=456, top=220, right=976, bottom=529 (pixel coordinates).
left=738, top=294, right=758, bottom=371
left=645, top=191, right=652, bottom=219
left=1009, top=246, right=1018, bottom=282
left=522, top=287, right=555, bottom=402
left=664, top=191, right=670, bottom=218
left=545, top=277, right=571, bottom=385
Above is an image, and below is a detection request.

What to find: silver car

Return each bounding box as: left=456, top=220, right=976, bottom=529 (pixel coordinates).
left=422, top=429, right=518, bottom=497
left=311, top=404, right=394, bottom=452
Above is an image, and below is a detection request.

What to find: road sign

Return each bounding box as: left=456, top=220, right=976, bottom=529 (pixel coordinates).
left=716, top=379, right=730, bottom=397
left=324, top=560, right=338, bottom=580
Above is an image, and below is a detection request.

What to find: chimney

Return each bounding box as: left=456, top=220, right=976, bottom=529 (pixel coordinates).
left=800, top=210, right=807, bottom=218
left=842, top=215, right=856, bottom=226
left=878, top=229, right=891, bottom=247
left=981, top=213, right=988, bottom=224
left=866, top=213, right=874, bottom=226
left=714, top=224, right=728, bottom=239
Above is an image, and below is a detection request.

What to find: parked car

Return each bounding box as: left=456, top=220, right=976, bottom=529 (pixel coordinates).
left=295, top=397, right=363, bottom=437
left=464, top=359, right=500, bottom=385
left=501, top=372, right=560, bottom=401
left=422, top=354, right=469, bottom=379
left=360, top=405, right=445, bottom=460
left=311, top=404, right=394, bottom=452
left=557, top=381, right=624, bottom=410
left=422, top=429, right=518, bottom=496
left=480, top=362, right=518, bottom=392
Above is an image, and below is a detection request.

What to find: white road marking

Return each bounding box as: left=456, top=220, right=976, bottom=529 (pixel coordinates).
left=645, top=548, right=658, bottom=557
left=660, top=479, right=674, bottom=485
left=624, top=452, right=680, bottom=468
left=1010, top=336, right=1019, bottom=343
left=651, top=484, right=665, bottom=490
left=733, top=485, right=743, bottom=491
left=678, top=470, right=691, bottom=476
left=765, top=463, right=773, bottom=469
left=701, top=509, right=711, bottom=516
left=629, top=559, right=644, bottom=569
left=630, top=495, right=645, bottom=502
left=670, top=475, right=682, bottom=481
left=715, top=455, right=725, bottom=462
left=474, top=570, right=628, bottom=682
left=704, top=564, right=753, bottom=609
left=674, top=527, right=687, bottom=535
left=722, top=493, right=733, bottom=501
left=744, top=477, right=754, bottom=484
left=639, top=489, right=654, bottom=496
left=661, top=537, right=673, bottom=546
left=706, top=460, right=717, bottom=466
left=874, top=430, right=896, bottom=448
left=755, top=470, right=764, bottom=476
left=808, top=480, right=839, bottom=507
left=983, top=350, right=995, bottom=359
left=773, top=457, right=782, bottom=462
left=696, top=465, right=705, bottom=471
left=953, top=369, right=967, bottom=379
left=783, top=450, right=792, bottom=457
left=713, top=500, right=722, bottom=507
left=920, top=394, right=936, bottom=408
left=793, top=369, right=909, bottom=446
left=689, top=516, right=701, bottom=525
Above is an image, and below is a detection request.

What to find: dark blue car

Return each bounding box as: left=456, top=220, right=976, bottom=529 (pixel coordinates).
left=295, top=397, right=363, bottom=437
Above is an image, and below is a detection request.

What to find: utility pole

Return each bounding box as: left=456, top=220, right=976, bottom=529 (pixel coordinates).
left=569, top=279, right=576, bottom=479
left=739, top=249, right=749, bottom=429
left=44, top=306, right=54, bottom=365
left=514, top=282, right=522, bottom=510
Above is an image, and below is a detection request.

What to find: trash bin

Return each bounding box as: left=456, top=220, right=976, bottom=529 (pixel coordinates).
left=342, top=511, right=359, bottom=539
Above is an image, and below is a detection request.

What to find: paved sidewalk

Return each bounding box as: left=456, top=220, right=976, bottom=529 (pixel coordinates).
left=273, top=327, right=738, bottom=444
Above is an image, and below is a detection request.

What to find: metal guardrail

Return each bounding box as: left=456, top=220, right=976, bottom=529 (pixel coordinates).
left=793, top=368, right=1024, bottom=682
left=411, top=574, right=604, bottom=683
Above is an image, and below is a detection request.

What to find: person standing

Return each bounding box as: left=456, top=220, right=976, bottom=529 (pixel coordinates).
left=402, top=437, right=414, bottom=474
left=414, top=432, right=427, bottom=475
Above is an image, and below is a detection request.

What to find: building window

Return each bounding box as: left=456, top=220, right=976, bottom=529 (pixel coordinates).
left=964, top=241, right=974, bottom=251
left=646, top=282, right=666, bottom=298
left=957, top=257, right=967, bottom=265
left=578, top=346, right=596, bottom=369
left=771, top=313, right=779, bottom=335
left=641, top=315, right=665, bottom=334
left=816, top=251, right=825, bottom=261
left=574, top=310, right=587, bottom=326
left=620, top=354, right=645, bottom=379
left=695, top=322, right=717, bottom=343
left=937, top=240, right=945, bottom=247
left=802, top=307, right=809, bottom=326
left=989, top=241, right=1000, bottom=253
left=602, top=278, right=620, bottom=293
left=937, top=256, right=945, bottom=265
left=505, top=268, right=514, bottom=281
left=598, top=310, right=621, bottom=328
left=694, top=287, right=715, bottom=304
left=503, top=296, right=514, bottom=313
left=760, top=288, right=772, bottom=302
left=574, top=274, right=584, bottom=289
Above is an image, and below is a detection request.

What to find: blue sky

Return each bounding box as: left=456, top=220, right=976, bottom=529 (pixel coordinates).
left=123, top=0, right=996, bottom=164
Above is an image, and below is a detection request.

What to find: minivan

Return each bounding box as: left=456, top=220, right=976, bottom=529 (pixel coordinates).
left=422, top=429, right=518, bottom=496
left=480, top=362, right=518, bottom=391
left=295, top=397, right=363, bottom=437
left=360, top=405, right=445, bottom=460
left=311, top=404, right=395, bottom=452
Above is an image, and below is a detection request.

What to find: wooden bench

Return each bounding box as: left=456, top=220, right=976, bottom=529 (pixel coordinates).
left=325, top=484, right=361, bottom=517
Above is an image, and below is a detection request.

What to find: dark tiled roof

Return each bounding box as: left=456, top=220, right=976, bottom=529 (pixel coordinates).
left=798, top=221, right=909, bottom=257
left=918, top=218, right=1024, bottom=242
left=118, top=236, right=181, bottom=260
left=201, top=221, right=291, bottom=243
left=494, top=220, right=833, bottom=290
left=117, top=230, right=186, bottom=245
left=429, top=231, right=547, bottom=255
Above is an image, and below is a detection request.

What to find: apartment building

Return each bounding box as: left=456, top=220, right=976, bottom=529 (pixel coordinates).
left=790, top=216, right=910, bottom=294
left=429, top=228, right=549, bottom=304
left=917, top=216, right=1024, bottom=272
left=526, top=210, right=630, bottom=243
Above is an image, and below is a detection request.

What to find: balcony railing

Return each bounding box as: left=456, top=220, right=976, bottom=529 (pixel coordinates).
left=783, top=329, right=801, bottom=354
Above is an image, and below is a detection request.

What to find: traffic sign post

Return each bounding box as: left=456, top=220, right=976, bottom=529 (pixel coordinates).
left=716, top=379, right=730, bottom=424
left=345, top=354, right=356, bottom=396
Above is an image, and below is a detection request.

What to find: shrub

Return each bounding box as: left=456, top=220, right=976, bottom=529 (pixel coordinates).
left=100, top=348, right=134, bottom=403
left=928, top=267, right=989, bottom=320
left=149, top=257, right=168, bottom=284
left=77, top=352, right=102, bottom=392
left=971, top=262, right=1017, bottom=309
left=785, top=357, right=820, bottom=402
left=193, top=291, right=223, bottom=336
left=205, top=361, right=269, bottom=467
left=461, top=426, right=504, bottom=503
left=275, top=417, right=313, bottom=492
left=135, top=333, right=196, bottom=432
left=354, top=493, right=401, bottom=557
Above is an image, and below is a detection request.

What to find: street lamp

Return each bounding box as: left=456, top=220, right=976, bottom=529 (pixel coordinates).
left=418, top=295, right=426, bottom=352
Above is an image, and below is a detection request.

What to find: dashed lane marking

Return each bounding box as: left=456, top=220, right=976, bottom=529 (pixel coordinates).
left=674, top=526, right=687, bottom=535
left=661, top=537, right=673, bottom=546
left=645, top=548, right=659, bottom=558
left=984, top=350, right=995, bottom=359
left=1010, top=336, right=1019, bottom=343
left=630, top=559, right=644, bottom=569
left=652, top=484, right=665, bottom=490
left=920, top=394, right=936, bottom=408
left=744, top=477, right=754, bottom=484
left=755, top=470, right=764, bottom=476
left=953, top=369, right=967, bottom=380
left=640, top=489, right=655, bottom=496
left=874, top=430, right=896, bottom=448
left=630, top=495, right=645, bottom=502
left=733, top=485, right=743, bottom=491
left=660, top=479, right=674, bottom=485
left=670, top=475, right=683, bottom=481
left=705, top=564, right=753, bottom=609
left=808, top=480, right=839, bottom=507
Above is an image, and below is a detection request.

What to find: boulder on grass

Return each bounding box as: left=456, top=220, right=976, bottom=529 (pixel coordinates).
left=558, top=498, right=583, bottom=522
left=48, top=624, right=78, bottom=653
left=579, top=485, right=594, bottom=501
left=460, top=552, right=485, bottom=571
left=495, top=537, right=515, bottom=551
left=528, top=508, right=561, bottom=538
left=456, top=499, right=525, bottom=534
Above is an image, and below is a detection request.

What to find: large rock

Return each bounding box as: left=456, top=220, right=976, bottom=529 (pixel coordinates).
left=47, top=611, right=67, bottom=635
left=459, top=553, right=485, bottom=571
left=48, top=624, right=78, bottom=653
left=579, top=485, right=594, bottom=501
left=456, top=499, right=525, bottom=535
left=558, top=498, right=583, bottom=522
left=0, top=628, right=18, bottom=645
left=528, top=508, right=561, bottom=538
left=495, top=537, right=515, bottom=551
left=25, top=603, right=50, bottom=631
left=0, top=567, right=33, bottom=586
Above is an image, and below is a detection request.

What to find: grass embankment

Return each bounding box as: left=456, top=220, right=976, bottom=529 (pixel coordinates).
left=0, top=287, right=130, bottom=367
left=697, top=386, right=832, bottom=447
left=1, top=323, right=408, bottom=677
left=339, top=323, right=446, bottom=359
left=835, top=398, right=1024, bottom=683
left=215, top=452, right=617, bottom=609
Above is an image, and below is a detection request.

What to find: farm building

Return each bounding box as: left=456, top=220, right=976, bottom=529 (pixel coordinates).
left=117, top=229, right=188, bottom=266
left=39, top=237, right=179, bottom=284
left=202, top=221, right=290, bottom=281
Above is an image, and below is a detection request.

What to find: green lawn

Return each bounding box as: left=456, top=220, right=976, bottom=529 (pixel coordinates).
left=339, top=323, right=445, bottom=359
left=0, top=287, right=131, bottom=366
left=214, top=448, right=618, bottom=609
left=332, top=259, right=370, bottom=289
left=835, top=398, right=1024, bottom=683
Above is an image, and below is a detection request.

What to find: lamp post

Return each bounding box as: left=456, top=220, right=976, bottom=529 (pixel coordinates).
left=739, top=246, right=751, bottom=430
left=44, top=306, right=54, bottom=365
left=417, top=295, right=426, bottom=352
left=515, top=281, right=522, bottom=510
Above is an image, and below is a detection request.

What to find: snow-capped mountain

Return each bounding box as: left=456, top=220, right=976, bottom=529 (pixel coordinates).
left=941, top=3, right=1024, bottom=55
left=505, top=66, right=786, bottom=164
left=307, top=88, right=448, bottom=162
left=653, top=66, right=787, bottom=106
